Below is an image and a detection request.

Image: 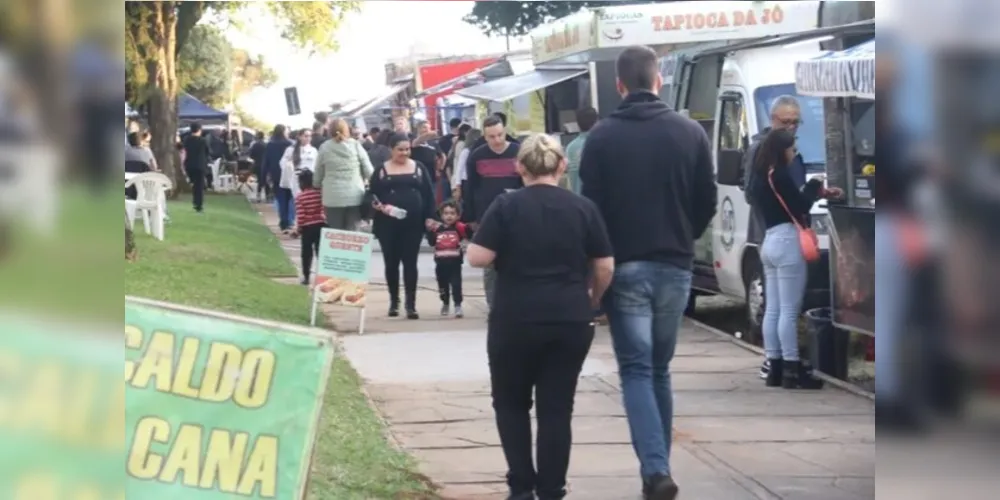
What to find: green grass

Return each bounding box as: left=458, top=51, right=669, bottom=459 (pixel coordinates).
left=126, top=194, right=437, bottom=500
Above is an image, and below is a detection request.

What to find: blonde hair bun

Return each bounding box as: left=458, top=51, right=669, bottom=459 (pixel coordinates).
left=516, top=134, right=565, bottom=178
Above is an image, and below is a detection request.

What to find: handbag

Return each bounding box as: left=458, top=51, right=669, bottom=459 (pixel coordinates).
left=768, top=168, right=820, bottom=263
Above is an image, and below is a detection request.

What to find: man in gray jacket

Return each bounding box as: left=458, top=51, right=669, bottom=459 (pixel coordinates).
left=743, top=95, right=808, bottom=243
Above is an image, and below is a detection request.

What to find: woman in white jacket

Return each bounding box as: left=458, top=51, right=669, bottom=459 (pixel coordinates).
left=277, top=129, right=318, bottom=234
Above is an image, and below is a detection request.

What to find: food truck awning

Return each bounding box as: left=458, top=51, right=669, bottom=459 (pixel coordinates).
left=795, top=39, right=875, bottom=100
left=455, top=68, right=588, bottom=103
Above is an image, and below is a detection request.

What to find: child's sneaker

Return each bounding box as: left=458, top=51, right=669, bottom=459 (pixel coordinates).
left=440, top=304, right=450, bottom=316
left=454, top=306, right=464, bottom=318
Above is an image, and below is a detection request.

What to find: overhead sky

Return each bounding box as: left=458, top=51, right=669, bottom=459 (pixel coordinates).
left=229, top=1, right=530, bottom=128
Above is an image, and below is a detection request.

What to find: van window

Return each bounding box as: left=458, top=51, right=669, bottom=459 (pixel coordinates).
left=718, top=93, right=748, bottom=152
left=754, top=84, right=826, bottom=172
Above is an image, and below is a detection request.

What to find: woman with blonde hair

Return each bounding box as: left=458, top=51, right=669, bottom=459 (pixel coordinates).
left=467, top=134, right=615, bottom=500
left=314, top=118, right=375, bottom=230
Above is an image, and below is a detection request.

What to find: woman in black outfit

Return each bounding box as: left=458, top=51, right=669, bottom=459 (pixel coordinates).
left=748, top=129, right=842, bottom=389
left=467, top=134, right=615, bottom=500
left=367, top=133, right=438, bottom=319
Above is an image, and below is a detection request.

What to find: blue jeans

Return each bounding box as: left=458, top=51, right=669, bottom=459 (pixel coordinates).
left=875, top=214, right=906, bottom=400
left=274, top=188, right=296, bottom=230
left=603, top=261, right=692, bottom=479
left=761, top=223, right=808, bottom=361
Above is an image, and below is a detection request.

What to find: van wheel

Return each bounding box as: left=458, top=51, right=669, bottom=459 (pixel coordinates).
left=685, top=294, right=697, bottom=316
left=745, top=262, right=765, bottom=342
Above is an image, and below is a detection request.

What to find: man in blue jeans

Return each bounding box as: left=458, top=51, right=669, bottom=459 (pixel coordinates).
left=581, top=46, right=717, bottom=500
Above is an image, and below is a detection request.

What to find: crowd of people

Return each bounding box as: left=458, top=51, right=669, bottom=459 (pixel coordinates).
left=134, top=42, right=843, bottom=500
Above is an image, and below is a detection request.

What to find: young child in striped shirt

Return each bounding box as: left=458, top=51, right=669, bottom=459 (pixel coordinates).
left=293, top=170, right=326, bottom=285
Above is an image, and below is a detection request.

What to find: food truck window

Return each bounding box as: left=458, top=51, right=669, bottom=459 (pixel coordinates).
left=754, top=84, right=827, bottom=173
left=718, top=93, right=748, bottom=152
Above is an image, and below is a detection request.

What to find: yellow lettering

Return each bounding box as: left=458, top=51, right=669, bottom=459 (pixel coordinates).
left=62, top=370, right=98, bottom=444
left=106, top=382, right=126, bottom=450
left=131, top=331, right=175, bottom=392
left=159, top=424, right=203, bottom=487
left=199, top=342, right=242, bottom=402
left=127, top=417, right=170, bottom=479
left=0, top=351, right=20, bottom=421
left=170, top=337, right=202, bottom=398
left=17, top=363, right=62, bottom=433
left=200, top=430, right=251, bottom=491
left=124, top=325, right=143, bottom=381
left=15, top=474, right=56, bottom=500
left=73, top=487, right=103, bottom=500
left=233, top=349, right=275, bottom=409
left=238, top=436, right=278, bottom=497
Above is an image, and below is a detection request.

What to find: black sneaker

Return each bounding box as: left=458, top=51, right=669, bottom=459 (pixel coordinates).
left=388, top=304, right=400, bottom=318
left=406, top=309, right=420, bottom=320
left=765, top=359, right=784, bottom=387
left=643, top=474, right=679, bottom=500
left=782, top=361, right=824, bottom=390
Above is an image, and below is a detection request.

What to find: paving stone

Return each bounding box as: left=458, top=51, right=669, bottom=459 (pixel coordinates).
left=674, top=415, right=874, bottom=444
left=366, top=376, right=613, bottom=402
left=393, top=415, right=633, bottom=450
left=753, top=476, right=875, bottom=500
left=673, top=389, right=874, bottom=418
left=700, top=442, right=875, bottom=478
left=342, top=330, right=617, bottom=385
left=378, top=391, right=624, bottom=425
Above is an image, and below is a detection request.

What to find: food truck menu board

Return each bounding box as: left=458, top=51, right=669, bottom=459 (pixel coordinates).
left=829, top=205, right=875, bottom=336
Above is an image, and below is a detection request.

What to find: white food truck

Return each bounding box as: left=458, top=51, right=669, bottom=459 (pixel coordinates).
left=460, top=1, right=875, bottom=336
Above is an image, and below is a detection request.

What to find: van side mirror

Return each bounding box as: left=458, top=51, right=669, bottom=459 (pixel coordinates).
left=717, top=149, right=744, bottom=186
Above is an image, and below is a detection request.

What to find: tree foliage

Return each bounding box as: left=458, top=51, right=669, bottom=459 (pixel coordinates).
left=177, top=25, right=233, bottom=109
left=232, top=49, right=279, bottom=98
left=125, top=1, right=358, bottom=194
left=464, top=0, right=662, bottom=37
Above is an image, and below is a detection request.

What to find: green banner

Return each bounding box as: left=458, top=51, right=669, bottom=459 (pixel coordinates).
left=0, top=313, right=123, bottom=499
left=125, top=298, right=335, bottom=499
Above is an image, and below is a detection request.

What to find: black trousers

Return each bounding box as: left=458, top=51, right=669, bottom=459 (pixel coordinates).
left=185, top=166, right=205, bottom=211
left=435, top=258, right=463, bottom=306
left=256, top=166, right=272, bottom=198
left=488, top=321, right=595, bottom=499
left=300, top=224, right=323, bottom=281
left=376, top=218, right=423, bottom=309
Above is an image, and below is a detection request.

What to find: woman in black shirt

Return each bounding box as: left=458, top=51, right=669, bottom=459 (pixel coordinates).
left=748, top=129, right=841, bottom=389
left=467, top=134, right=615, bottom=500
left=367, top=133, right=437, bottom=319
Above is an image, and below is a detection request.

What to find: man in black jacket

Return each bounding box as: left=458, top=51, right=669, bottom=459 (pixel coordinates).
left=580, top=45, right=717, bottom=500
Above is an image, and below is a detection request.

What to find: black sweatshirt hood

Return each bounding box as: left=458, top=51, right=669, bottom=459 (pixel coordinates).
left=610, top=91, right=674, bottom=122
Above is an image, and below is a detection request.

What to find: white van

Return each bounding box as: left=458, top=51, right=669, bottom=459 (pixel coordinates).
left=672, top=36, right=834, bottom=336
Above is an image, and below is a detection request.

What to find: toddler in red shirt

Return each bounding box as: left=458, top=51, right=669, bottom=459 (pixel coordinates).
left=426, top=201, right=470, bottom=317
left=293, top=170, right=326, bottom=285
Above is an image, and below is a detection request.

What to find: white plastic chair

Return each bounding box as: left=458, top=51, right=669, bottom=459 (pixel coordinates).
left=216, top=173, right=236, bottom=192
left=125, top=172, right=172, bottom=241
left=209, top=158, right=222, bottom=189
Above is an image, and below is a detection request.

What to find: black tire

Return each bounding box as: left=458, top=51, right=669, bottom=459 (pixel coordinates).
left=684, top=293, right=697, bottom=316
left=744, top=260, right=765, bottom=343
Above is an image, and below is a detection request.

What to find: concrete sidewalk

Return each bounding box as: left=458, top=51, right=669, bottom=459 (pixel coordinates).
left=256, top=200, right=875, bottom=499
left=342, top=323, right=875, bottom=500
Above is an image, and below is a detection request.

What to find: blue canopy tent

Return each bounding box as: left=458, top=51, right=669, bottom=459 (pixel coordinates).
left=178, top=93, right=229, bottom=121
left=795, top=39, right=875, bottom=100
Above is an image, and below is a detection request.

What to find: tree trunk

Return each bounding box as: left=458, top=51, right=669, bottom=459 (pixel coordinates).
left=146, top=2, right=185, bottom=199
